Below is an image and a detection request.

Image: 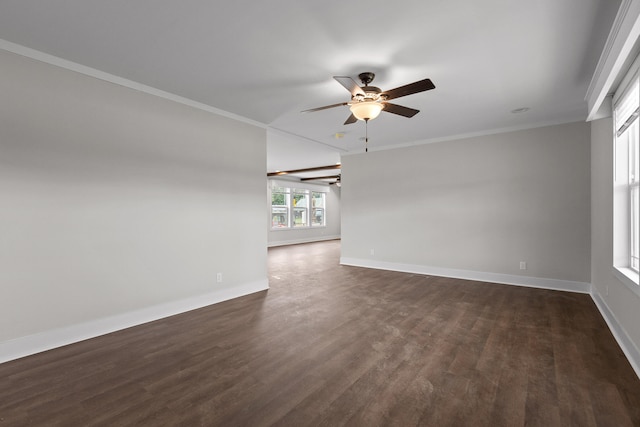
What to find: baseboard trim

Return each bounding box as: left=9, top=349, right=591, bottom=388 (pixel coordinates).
left=591, top=291, right=640, bottom=379
left=0, top=279, right=269, bottom=364
left=268, top=235, right=341, bottom=248
left=339, top=257, right=591, bottom=294
left=340, top=257, right=640, bottom=378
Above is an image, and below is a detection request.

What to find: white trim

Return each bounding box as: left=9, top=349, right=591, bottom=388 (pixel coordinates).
left=268, top=236, right=340, bottom=247
left=0, top=279, right=269, bottom=364
left=0, top=39, right=266, bottom=129
left=269, top=178, right=331, bottom=192
left=339, top=257, right=591, bottom=294
left=591, top=291, right=640, bottom=379
left=613, top=267, right=640, bottom=296
left=340, top=257, right=640, bottom=378
left=341, top=118, right=588, bottom=155
left=612, top=53, right=640, bottom=106
left=586, top=0, right=640, bottom=121
left=270, top=225, right=328, bottom=232
left=268, top=127, right=350, bottom=153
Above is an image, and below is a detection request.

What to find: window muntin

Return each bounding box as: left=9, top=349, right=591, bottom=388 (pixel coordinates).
left=632, top=180, right=639, bottom=270
left=312, top=192, right=326, bottom=226
left=629, top=122, right=639, bottom=271
left=270, top=186, right=327, bottom=230
left=292, top=192, right=308, bottom=227
left=271, top=187, right=290, bottom=228
left=614, top=73, right=640, bottom=281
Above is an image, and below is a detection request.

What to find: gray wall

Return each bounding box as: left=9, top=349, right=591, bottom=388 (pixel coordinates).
left=590, top=116, right=640, bottom=368
left=341, top=122, right=591, bottom=285
left=0, top=50, right=268, bottom=348
left=268, top=184, right=341, bottom=247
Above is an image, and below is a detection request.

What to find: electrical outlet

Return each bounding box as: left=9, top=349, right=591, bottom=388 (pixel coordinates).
left=217, top=273, right=223, bottom=283
left=519, top=261, right=527, bottom=270
left=370, top=249, right=375, bottom=256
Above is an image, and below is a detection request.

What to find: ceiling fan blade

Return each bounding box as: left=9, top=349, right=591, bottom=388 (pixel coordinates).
left=382, top=102, right=420, bottom=118
left=334, top=76, right=365, bottom=97
left=344, top=113, right=358, bottom=125
left=382, top=78, right=435, bottom=101
left=302, top=102, right=348, bottom=113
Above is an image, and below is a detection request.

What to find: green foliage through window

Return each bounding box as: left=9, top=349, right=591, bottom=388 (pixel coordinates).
left=271, top=186, right=326, bottom=229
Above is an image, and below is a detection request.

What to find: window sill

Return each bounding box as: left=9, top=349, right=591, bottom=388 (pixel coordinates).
left=270, top=226, right=327, bottom=231
left=613, top=266, right=640, bottom=297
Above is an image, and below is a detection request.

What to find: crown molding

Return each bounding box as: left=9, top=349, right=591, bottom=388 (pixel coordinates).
left=586, top=0, right=640, bottom=121
left=0, top=39, right=266, bottom=129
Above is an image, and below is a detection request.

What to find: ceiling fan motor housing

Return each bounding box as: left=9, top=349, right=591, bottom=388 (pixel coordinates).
left=353, top=85, right=383, bottom=102
left=358, top=72, right=376, bottom=85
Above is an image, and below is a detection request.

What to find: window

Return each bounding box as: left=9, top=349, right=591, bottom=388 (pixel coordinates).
left=613, top=67, right=640, bottom=289
left=270, top=183, right=327, bottom=229
left=312, top=192, right=325, bottom=226
left=293, top=191, right=309, bottom=227
left=271, top=187, right=290, bottom=228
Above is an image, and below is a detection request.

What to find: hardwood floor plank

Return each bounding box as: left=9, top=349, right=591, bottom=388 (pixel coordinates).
left=0, top=240, right=639, bottom=426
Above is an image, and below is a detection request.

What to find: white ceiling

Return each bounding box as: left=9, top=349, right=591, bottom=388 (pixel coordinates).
left=0, top=0, right=621, bottom=179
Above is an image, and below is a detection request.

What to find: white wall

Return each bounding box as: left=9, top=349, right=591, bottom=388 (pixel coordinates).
left=268, top=184, right=341, bottom=247
left=0, top=50, right=268, bottom=360
left=341, top=122, right=591, bottom=290
left=590, top=116, right=640, bottom=375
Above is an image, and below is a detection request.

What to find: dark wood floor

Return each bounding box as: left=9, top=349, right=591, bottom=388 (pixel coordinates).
left=1, top=240, right=639, bottom=426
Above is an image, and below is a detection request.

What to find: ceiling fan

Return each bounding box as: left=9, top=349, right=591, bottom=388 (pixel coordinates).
left=303, top=72, right=436, bottom=125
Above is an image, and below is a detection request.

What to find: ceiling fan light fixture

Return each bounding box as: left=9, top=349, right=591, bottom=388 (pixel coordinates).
left=349, top=101, right=383, bottom=121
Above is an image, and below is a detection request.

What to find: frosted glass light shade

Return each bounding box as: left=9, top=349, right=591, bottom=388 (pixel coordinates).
left=349, top=101, right=383, bottom=121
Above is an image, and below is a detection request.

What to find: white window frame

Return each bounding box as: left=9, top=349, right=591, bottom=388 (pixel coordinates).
left=271, top=187, right=290, bottom=228
left=612, top=56, right=640, bottom=294
left=311, top=192, right=326, bottom=227
left=270, top=181, right=328, bottom=230
left=292, top=190, right=310, bottom=228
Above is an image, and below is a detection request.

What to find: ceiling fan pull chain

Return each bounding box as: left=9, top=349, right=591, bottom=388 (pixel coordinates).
left=365, top=119, right=369, bottom=153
